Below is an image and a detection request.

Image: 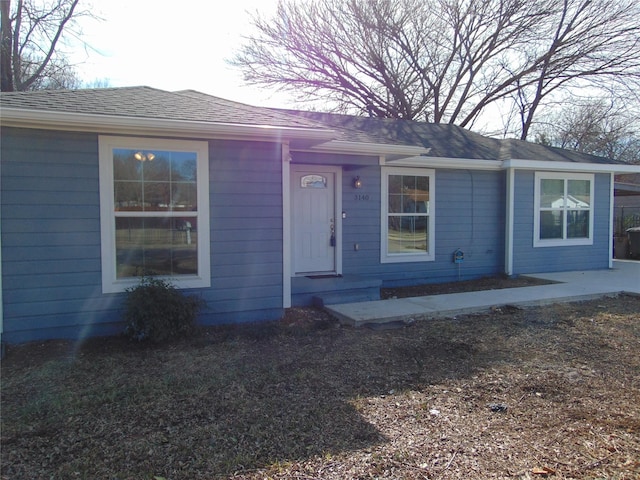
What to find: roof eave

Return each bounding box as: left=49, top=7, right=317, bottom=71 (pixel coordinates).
left=310, top=140, right=430, bottom=160
left=388, top=156, right=503, bottom=170
left=504, top=159, right=640, bottom=174
left=0, top=108, right=338, bottom=144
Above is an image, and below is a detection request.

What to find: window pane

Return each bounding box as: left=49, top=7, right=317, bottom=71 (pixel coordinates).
left=172, top=183, right=197, bottom=210
left=301, top=175, right=326, bottom=188
left=540, top=211, right=563, bottom=239
left=388, top=217, right=428, bottom=253
left=144, top=182, right=171, bottom=210
left=114, top=181, right=143, bottom=211
left=567, top=210, right=589, bottom=238
left=540, top=179, right=564, bottom=208
left=388, top=175, right=402, bottom=213
left=568, top=180, right=590, bottom=208
left=113, top=149, right=197, bottom=212
left=389, top=175, right=430, bottom=214
left=144, top=154, right=170, bottom=181
left=388, top=175, right=402, bottom=194
left=115, top=216, right=198, bottom=278
left=171, top=153, right=197, bottom=182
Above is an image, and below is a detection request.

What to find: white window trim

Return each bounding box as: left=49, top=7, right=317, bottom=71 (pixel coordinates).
left=99, top=135, right=211, bottom=293
left=533, top=171, right=594, bottom=248
left=381, top=167, right=435, bottom=263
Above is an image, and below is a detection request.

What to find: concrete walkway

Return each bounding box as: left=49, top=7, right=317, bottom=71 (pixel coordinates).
left=326, top=260, right=640, bottom=327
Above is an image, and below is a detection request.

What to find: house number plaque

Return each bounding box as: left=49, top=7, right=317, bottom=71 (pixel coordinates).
left=354, top=194, right=370, bottom=201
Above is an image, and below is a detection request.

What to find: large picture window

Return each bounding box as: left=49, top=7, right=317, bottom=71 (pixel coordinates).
left=99, top=136, right=210, bottom=293
left=534, top=172, right=594, bottom=247
left=381, top=167, right=435, bottom=263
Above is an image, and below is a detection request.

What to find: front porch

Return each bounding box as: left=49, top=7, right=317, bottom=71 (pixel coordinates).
left=291, top=275, right=382, bottom=307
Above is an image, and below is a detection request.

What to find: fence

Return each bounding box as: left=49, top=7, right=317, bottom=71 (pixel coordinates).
left=613, top=206, right=640, bottom=259
left=613, top=206, right=640, bottom=237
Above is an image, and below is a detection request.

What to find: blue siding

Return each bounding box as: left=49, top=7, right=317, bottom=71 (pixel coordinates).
left=1, top=125, right=617, bottom=342
left=292, top=155, right=507, bottom=288
left=1, top=128, right=116, bottom=343
left=512, top=171, right=611, bottom=274
left=368, top=168, right=505, bottom=286
left=1, top=130, right=284, bottom=343
left=202, top=140, right=284, bottom=325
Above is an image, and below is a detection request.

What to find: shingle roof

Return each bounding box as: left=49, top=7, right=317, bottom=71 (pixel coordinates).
left=280, top=109, right=624, bottom=164
left=0, top=86, right=328, bottom=130
left=0, top=86, right=628, bottom=165
left=498, top=138, right=621, bottom=164
left=279, top=110, right=502, bottom=158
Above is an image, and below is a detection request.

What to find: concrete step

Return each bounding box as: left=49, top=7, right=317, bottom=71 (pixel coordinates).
left=291, top=275, right=382, bottom=307
left=312, top=288, right=380, bottom=308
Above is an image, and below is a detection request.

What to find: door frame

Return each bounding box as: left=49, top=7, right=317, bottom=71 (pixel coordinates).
left=290, top=164, right=343, bottom=277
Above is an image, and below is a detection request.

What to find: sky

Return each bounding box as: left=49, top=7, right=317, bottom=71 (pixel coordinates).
left=69, top=0, right=290, bottom=107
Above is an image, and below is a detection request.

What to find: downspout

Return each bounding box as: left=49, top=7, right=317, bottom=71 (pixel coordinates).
left=282, top=142, right=292, bottom=308
left=504, top=167, right=515, bottom=276
left=609, top=173, right=614, bottom=269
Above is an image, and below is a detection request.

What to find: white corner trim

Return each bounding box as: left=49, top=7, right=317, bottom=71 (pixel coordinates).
left=505, top=168, right=515, bottom=276
left=282, top=142, right=292, bottom=308
left=609, top=173, right=614, bottom=269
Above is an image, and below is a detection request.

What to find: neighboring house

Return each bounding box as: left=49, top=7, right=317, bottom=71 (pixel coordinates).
left=1, top=87, right=638, bottom=344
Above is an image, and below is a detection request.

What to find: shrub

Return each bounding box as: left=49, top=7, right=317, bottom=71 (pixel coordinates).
left=123, top=276, right=204, bottom=343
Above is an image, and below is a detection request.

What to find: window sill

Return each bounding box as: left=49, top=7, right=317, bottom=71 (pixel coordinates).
left=381, top=253, right=435, bottom=263
left=534, top=239, right=593, bottom=248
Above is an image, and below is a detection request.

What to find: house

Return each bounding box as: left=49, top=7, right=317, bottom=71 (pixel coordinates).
left=1, top=86, right=638, bottom=344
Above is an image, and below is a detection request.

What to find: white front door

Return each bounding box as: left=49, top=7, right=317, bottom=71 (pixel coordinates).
left=291, top=166, right=340, bottom=275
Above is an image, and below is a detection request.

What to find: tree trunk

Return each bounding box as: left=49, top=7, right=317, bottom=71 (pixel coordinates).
left=0, top=0, right=13, bottom=91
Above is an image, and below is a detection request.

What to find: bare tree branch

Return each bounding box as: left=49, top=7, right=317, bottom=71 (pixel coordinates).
left=231, top=0, right=640, bottom=140
left=1, top=0, right=91, bottom=91
left=533, top=98, right=640, bottom=163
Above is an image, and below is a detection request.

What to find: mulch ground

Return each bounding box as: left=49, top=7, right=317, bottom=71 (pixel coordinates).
left=1, top=279, right=639, bottom=480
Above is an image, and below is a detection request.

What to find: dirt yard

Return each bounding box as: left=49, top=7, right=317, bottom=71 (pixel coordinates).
left=1, top=282, right=639, bottom=479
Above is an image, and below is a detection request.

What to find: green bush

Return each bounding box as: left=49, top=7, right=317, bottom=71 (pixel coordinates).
left=123, top=277, right=204, bottom=343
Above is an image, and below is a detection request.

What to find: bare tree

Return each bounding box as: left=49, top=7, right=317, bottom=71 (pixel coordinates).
left=0, top=0, right=91, bottom=91
left=232, top=0, right=640, bottom=139
left=533, top=99, right=640, bottom=163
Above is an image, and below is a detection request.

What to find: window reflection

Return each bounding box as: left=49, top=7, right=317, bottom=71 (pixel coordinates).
left=538, top=176, right=591, bottom=241
left=113, top=148, right=199, bottom=279
left=387, top=174, right=430, bottom=254
left=115, top=217, right=198, bottom=278
left=113, top=149, right=197, bottom=211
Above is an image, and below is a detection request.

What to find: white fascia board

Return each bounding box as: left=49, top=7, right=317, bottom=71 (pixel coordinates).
left=0, top=108, right=337, bottom=143
left=504, top=159, right=640, bottom=174
left=310, top=140, right=429, bottom=159
left=388, top=156, right=503, bottom=170
left=391, top=157, right=640, bottom=173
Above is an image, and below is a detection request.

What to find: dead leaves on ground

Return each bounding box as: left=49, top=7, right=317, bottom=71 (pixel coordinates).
left=2, top=295, right=640, bottom=479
